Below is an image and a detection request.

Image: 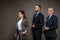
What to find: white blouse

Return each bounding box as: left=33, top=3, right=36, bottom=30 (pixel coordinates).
left=17, top=19, right=23, bottom=30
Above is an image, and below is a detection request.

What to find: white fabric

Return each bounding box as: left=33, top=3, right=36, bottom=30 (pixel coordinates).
left=17, top=19, right=23, bottom=30
left=49, top=14, right=53, bottom=19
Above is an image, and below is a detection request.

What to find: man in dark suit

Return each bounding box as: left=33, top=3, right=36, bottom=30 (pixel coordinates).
left=31, top=5, right=44, bottom=40
left=44, top=7, right=58, bottom=40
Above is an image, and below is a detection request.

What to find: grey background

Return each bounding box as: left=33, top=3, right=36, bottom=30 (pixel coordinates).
left=0, top=0, right=60, bottom=40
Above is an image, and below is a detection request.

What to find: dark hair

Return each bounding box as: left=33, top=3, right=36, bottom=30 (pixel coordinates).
left=19, top=10, right=26, bottom=19
left=35, top=5, right=41, bottom=9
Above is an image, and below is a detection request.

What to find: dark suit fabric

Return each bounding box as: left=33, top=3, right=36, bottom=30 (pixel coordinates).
left=31, top=13, right=44, bottom=40
left=44, top=15, right=58, bottom=40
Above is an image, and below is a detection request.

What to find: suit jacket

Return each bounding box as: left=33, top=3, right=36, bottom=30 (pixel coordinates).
left=17, top=19, right=28, bottom=35
left=44, top=15, right=58, bottom=37
left=31, top=12, right=44, bottom=30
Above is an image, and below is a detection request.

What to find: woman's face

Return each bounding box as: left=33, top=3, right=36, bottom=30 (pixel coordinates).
left=18, top=12, right=23, bottom=18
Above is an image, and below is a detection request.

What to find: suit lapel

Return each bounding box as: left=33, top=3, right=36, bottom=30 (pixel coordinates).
left=47, top=15, right=53, bottom=20
left=35, top=13, right=40, bottom=18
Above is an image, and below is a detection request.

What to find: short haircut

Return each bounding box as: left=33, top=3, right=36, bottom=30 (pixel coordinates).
left=35, top=5, right=41, bottom=9
left=48, top=7, right=54, bottom=10
left=48, top=7, right=54, bottom=12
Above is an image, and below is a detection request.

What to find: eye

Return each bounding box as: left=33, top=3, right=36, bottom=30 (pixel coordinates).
left=48, top=10, right=51, bottom=12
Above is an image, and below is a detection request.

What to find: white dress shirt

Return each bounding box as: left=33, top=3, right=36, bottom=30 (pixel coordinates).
left=49, top=14, right=53, bottom=19
left=17, top=18, right=23, bottom=30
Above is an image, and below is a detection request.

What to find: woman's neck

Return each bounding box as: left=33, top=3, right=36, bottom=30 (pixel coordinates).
left=21, top=17, right=24, bottom=19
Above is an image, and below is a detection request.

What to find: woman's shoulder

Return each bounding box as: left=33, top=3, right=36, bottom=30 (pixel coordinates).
left=23, top=19, right=28, bottom=22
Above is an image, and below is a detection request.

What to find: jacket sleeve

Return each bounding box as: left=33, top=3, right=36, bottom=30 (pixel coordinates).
left=16, top=23, right=19, bottom=35
left=25, top=20, right=29, bottom=32
left=49, top=17, right=58, bottom=30
left=32, top=15, right=35, bottom=25
left=31, top=15, right=35, bottom=31
left=17, top=28, right=19, bottom=35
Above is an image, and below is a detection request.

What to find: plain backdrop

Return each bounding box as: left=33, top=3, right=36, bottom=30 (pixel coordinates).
left=0, top=0, right=60, bottom=40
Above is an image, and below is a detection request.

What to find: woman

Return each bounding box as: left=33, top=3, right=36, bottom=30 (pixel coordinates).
left=16, top=10, right=28, bottom=40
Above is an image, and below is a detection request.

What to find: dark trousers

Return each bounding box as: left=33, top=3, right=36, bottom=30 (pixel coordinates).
left=32, top=29, right=42, bottom=40
left=46, top=37, right=56, bottom=40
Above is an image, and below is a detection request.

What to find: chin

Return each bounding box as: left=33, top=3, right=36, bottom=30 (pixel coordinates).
left=35, top=11, right=38, bottom=12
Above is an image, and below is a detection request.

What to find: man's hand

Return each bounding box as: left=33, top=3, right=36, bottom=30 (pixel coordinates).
left=32, top=24, right=35, bottom=28
left=44, top=26, right=49, bottom=30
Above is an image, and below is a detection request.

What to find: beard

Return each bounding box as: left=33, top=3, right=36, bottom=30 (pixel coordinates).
left=35, top=10, right=39, bottom=13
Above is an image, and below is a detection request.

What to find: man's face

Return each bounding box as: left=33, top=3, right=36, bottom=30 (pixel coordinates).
left=35, top=6, right=40, bottom=12
left=48, top=8, right=54, bottom=15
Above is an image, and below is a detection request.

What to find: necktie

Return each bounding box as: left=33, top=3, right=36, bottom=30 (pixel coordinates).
left=35, top=13, right=38, bottom=17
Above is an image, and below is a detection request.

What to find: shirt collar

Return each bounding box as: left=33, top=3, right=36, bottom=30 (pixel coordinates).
left=36, top=11, right=40, bottom=15
left=50, top=14, right=53, bottom=17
